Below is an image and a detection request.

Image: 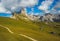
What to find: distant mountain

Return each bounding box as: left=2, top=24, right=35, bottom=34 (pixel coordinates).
left=53, top=14, right=60, bottom=22
left=39, top=13, right=60, bottom=22
left=10, top=9, right=60, bottom=22
left=10, top=8, right=40, bottom=22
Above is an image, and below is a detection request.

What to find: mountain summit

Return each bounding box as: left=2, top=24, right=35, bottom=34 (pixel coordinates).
left=40, top=13, right=60, bottom=22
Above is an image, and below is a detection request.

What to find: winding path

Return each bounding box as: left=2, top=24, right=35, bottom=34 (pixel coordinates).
left=0, top=25, right=38, bottom=41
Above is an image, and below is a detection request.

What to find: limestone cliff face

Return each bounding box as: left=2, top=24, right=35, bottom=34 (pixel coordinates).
left=39, top=13, right=60, bottom=22
left=21, top=8, right=28, bottom=17
left=10, top=8, right=29, bottom=20
left=10, top=8, right=40, bottom=21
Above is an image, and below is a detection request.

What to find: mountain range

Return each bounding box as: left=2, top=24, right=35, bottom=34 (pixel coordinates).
left=10, top=9, right=60, bottom=22
left=39, top=13, right=60, bottom=22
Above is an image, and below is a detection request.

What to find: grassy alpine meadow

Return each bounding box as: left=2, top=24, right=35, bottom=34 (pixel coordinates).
left=0, top=17, right=60, bottom=41
left=0, top=26, right=31, bottom=41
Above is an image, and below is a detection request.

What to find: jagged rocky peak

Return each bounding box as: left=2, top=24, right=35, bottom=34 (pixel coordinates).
left=39, top=13, right=54, bottom=22
left=39, top=13, right=60, bottom=22
left=53, top=14, right=60, bottom=22
left=21, top=8, right=26, bottom=14
left=10, top=8, right=28, bottom=19
left=21, top=8, right=28, bottom=16
left=44, top=13, right=53, bottom=16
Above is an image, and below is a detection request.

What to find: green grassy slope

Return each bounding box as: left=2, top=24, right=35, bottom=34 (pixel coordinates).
left=0, top=17, right=60, bottom=41
left=0, top=26, right=31, bottom=41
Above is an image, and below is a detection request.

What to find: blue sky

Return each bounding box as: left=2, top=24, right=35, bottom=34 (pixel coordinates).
left=0, top=0, right=60, bottom=17
left=26, top=0, right=60, bottom=15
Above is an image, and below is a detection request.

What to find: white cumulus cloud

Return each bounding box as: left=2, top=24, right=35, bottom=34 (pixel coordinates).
left=0, top=3, right=11, bottom=14
left=51, top=1, right=60, bottom=14
left=38, top=0, right=54, bottom=13
left=1, top=0, right=38, bottom=12
left=0, top=3, right=6, bottom=12
left=19, top=0, right=38, bottom=7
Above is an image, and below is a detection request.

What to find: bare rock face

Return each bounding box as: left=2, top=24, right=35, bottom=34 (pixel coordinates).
left=39, top=13, right=60, bottom=22
left=10, top=8, right=29, bottom=20
left=11, top=11, right=60, bottom=22
left=53, top=14, right=60, bottom=22
left=40, top=13, right=54, bottom=22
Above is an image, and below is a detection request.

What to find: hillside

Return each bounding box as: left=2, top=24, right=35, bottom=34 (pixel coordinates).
left=0, top=16, right=60, bottom=41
